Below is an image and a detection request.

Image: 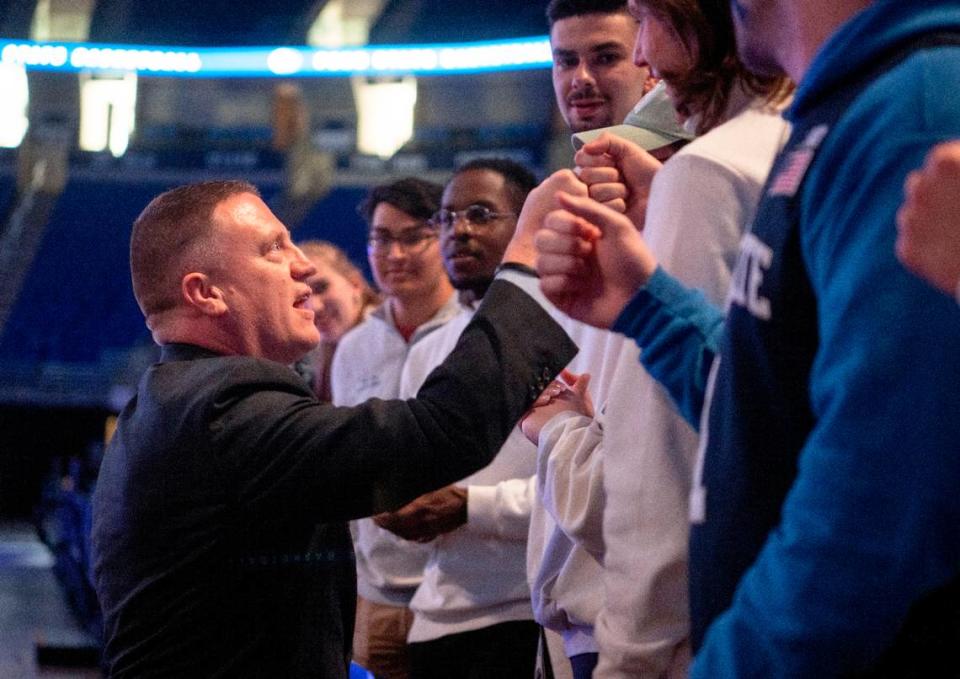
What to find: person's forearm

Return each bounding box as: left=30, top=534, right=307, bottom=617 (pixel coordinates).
left=536, top=412, right=606, bottom=560
left=467, top=476, right=535, bottom=541
left=364, top=279, right=577, bottom=516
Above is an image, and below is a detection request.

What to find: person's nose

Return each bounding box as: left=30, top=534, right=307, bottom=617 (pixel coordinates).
left=448, top=213, right=474, bottom=240
left=633, top=34, right=649, bottom=69
left=291, top=245, right=316, bottom=280
left=384, top=239, right=407, bottom=260
left=571, top=60, right=596, bottom=90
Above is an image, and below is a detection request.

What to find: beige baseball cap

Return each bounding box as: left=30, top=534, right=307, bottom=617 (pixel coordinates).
left=571, top=81, right=694, bottom=151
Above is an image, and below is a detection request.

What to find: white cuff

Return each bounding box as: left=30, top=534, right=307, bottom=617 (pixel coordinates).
left=495, top=269, right=553, bottom=314
left=538, top=411, right=589, bottom=449
left=466, top=485, right=498, bottom=534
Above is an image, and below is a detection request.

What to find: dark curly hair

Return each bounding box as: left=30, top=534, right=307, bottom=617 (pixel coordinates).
left=452, top=157, right=538, bottom=215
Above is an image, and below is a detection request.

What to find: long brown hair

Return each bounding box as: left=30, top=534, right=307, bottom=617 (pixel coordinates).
left=638, top=0, right=792, bottom=134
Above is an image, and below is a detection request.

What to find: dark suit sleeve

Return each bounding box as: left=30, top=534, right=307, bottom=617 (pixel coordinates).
left=214, top=279, right=577, bottom=522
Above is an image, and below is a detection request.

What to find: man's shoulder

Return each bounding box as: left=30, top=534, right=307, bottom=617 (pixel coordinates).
left=151, top=351, right=313, bottom=404
left=805, top=17, right=960, bottom=138
left=803, top=45, right=960, bottom=217
left=858, top=46, right=960, bottom=132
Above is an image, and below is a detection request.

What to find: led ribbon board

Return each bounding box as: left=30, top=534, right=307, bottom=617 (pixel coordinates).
left=0, top=37, right=552, bottom=77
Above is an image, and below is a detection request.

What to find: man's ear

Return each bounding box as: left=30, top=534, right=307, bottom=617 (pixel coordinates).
left=181, top=272, right=227, bottom=316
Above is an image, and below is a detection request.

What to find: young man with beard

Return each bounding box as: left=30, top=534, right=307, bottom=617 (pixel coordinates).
left=549, top=0, right=650, bottom=135
left=536, top=0, right=960, bottom=675
left=522, top=0, right=791, bottom=675
left=330, top=178, right=458, bottom=679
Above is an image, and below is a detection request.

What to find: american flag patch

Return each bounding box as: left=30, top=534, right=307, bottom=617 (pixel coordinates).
left=767, top=124, right=829, bottom=198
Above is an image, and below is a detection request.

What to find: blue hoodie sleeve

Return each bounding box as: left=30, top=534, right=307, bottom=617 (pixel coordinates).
left=693, top=47, right=960, bottom=676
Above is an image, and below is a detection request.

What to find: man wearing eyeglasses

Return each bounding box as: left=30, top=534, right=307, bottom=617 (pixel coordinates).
left=368, top=158, right=541, bottom=678
left=329, top=177, right=458, bottom=679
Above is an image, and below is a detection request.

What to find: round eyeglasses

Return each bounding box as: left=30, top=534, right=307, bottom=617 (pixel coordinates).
left=428, top=204, right=516, bottom=231
left=367, top=227, right=438, bottom=257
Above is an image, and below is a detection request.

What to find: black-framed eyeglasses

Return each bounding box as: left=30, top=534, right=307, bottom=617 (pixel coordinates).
left=428, top=204, right=516, bottom=231
left=367, top=226, right=438, bottom=256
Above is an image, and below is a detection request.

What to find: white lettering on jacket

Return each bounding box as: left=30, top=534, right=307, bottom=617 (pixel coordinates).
left=728, top=232, right=773, bottom=321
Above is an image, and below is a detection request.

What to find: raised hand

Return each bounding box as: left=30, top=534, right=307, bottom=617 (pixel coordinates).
left=576, top=165, right=628, bottom=215
left=575, top=132, right=663, bottom=230
left=896, top=141, right=960, bottom=298
left=501, top=169, right=588, bottom=267
left=536, top=191, right=657, bottom=328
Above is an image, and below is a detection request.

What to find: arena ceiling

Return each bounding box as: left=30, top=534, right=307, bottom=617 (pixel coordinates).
left=0, top=0, right=552, bottom=47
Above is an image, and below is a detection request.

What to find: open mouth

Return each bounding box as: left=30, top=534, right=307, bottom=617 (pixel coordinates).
left=294, top=292, right=312, bottom=311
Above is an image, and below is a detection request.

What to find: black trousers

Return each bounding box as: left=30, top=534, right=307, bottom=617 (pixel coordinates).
left=408, top=619, right=539, bottom=679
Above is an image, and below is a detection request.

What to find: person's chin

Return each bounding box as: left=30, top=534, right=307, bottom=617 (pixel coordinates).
left=384, top=271, right=416, bottom=289
left=385, top=279, right=420, bottom=297
left=323, top=322, right=350, bottom=344
left=569, top=115, right=602, bottom=134
left=303, top=327, right=322, bottom=348
left=316, top=324, right=344, bottom=344
left=280, top=333, right=320, bottom=365
left=451, top=269, right=493, bottom=292
left=570, top=108, right=612, bottom=132
left=447, top=257, right=487, bottom=281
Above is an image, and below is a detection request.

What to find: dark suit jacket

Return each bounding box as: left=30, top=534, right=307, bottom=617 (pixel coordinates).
left=91, top=279, right=576, bottom=678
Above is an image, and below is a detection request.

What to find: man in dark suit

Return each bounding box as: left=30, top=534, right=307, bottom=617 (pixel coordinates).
left=91, top=179, right=576, bottom=678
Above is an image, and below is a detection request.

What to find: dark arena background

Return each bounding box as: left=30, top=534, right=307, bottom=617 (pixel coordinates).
left=0, top=1, right=564, bottom=674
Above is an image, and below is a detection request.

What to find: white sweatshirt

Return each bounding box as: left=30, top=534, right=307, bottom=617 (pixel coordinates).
left=331, top=294, right=459, bottom=605
left=533, top=93, right=790, bottom=676
left=399, top=305, right=538, bottom=641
